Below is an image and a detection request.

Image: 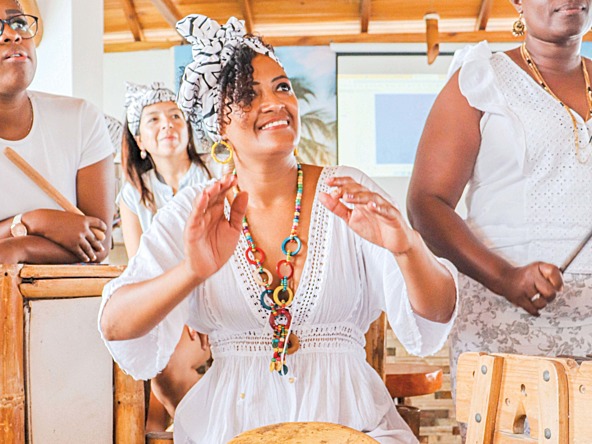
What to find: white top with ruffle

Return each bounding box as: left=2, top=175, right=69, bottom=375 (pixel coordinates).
left=450, top=41, right=592, bottom=273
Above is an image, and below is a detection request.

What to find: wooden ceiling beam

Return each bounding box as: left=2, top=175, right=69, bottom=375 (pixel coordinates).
left=148, top=0, right=183, bottom=28
left=475, top=0, right=494, bottom=31
left=360, top=0, right=371, bottom=33
left=238, top=0, right=254, bottom=34
left=108, top=30, right=592, bottom=53
left=119, top=0, right=144, bottom=42
left=265, top=31, right=525, bottom=46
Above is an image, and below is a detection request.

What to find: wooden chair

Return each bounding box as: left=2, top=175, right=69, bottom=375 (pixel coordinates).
left=364, top=312, right=444, bottom=438
left=456, top=352, right=592, bottom=444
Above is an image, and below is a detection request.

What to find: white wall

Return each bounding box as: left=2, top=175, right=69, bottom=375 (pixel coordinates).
left=103, top=49, right=175, bottom=121
left=31, top=0, right=104, bottom=107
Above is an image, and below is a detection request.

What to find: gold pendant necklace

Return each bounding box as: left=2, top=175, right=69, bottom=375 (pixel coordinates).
left=520, top=43, right=592, bottom=164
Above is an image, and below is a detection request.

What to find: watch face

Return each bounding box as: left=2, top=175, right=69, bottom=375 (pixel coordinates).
left=11, top=223, right=27, bottom=237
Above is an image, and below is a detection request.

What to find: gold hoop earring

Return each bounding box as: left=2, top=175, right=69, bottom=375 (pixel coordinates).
left=512, top=12, right=525, bottom=37
left=210, top=140, right=234, bottom=164
left=140, top=149, right=147, bottom=160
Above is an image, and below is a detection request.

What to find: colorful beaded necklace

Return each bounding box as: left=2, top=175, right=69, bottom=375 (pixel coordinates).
left=235, top=164, right=303, bottom=376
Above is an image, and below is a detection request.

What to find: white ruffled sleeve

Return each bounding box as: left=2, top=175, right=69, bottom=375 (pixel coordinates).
left=449, top=41, right=527, bottom=172
left=338, top=166, right=459, bottom=356
left=98, top=186, right=201, bottom=380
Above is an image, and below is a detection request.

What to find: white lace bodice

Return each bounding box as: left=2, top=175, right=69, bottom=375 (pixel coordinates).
left=453, top=42, right=592, bottom=273
left=99, top=165, right=457, bottom=444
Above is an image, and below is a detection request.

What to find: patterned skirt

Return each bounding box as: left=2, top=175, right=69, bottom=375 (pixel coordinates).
left=450, top=272, right=592, bottom=394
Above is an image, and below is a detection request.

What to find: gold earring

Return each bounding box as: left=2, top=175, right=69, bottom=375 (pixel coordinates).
left=512, top=12, right=525, bottom=37
left=210, top=140, right=234, bottom=164
left=294, top=147, right=299, bottom=157
left=140, top=149, right=147, bottom=160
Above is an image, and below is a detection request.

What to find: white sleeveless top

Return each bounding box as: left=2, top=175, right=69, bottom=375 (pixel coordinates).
left=450, top=42, right=592, bottom=274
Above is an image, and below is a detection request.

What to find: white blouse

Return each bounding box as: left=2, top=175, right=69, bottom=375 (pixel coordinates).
left=99, top=165, right=458, bottom=444
left=118, top=159, right=220, bottom=232
left=450, top=41, right=592, bottom=273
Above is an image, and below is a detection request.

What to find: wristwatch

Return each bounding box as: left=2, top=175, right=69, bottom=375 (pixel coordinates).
left=10, top=213, right=27, bottom=237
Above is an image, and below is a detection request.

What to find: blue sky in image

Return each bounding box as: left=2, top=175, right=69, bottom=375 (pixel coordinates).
left=375, top=93, right=436, bottom=164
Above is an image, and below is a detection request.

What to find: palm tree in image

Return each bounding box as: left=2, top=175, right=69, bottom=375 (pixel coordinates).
left=291, top=77, right=336, bottom=166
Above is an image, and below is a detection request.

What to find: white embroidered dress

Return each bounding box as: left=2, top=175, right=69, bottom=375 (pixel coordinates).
left=448, top=42, right=592, bottom=391
left=100, top=166, right=457, bottom=444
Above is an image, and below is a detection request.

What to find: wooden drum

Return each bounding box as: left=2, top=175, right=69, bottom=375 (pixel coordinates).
left=228, top=422, right=379, bottom=443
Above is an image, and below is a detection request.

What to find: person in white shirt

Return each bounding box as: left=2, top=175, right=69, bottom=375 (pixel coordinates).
left=118, top=81, right=214, bottom=431
left=99, top=14, right=457, bottom=444
left=0, top=0, right=113, bottom=264
left=407, top=0, right=592, bottom=435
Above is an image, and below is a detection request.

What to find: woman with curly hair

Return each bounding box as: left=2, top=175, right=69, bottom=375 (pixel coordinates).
left=99, top=15, right=457, bottom=443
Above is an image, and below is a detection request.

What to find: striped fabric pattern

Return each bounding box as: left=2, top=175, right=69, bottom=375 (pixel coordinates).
left=175, top=14, right=282, bottom=142
left=125, top=82, right=177, bottom=135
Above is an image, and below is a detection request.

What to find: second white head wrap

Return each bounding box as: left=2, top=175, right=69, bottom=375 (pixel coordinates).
left=125, top=82, right=177, bottom=135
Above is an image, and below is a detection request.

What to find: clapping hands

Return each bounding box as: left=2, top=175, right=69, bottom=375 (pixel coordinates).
left=182, top=175, right=248, bottom=283
left=319, top=176, right=416, bottom=256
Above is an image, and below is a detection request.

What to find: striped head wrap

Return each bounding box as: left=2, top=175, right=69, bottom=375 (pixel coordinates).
left=175, top=14, right=282, bottom=142
left=125, top=82, right=177, bottom=135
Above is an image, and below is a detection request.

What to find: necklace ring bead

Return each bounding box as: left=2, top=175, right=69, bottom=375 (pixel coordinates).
left=253, top=268, right=273, bottom=286
left=281, top=236, right=302, bottom=256
left=273, top=285, right=294, bottom=306
left=259, top=289, right=274, bottom=310
left=276, top=259, right=295, bottom=279
left=246, top=247, right=266, bottom=265
left=269, top=307, right=292, bottom=330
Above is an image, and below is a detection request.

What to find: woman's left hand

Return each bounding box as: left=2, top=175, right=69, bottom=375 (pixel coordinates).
left=319, top=176, right=415, bottom=255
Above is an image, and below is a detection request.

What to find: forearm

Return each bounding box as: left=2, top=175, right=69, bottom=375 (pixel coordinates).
left=408, top=197, right=513, bottom=295
left=395, top=230, right=456, bottom=323
left=0, top=236, right=78, bottom=264
left=100, top=259, right=203, bottom=341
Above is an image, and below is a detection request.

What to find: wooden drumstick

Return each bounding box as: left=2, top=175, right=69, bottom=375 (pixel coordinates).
left=559, top=227, right=592, bottom=273
left=3, top=147, right=106, bottom=241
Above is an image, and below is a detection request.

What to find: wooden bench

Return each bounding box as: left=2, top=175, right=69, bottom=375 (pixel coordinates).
left=0, top=264, right=140, bottom=443
left=456, top=352, right=592, bottom=443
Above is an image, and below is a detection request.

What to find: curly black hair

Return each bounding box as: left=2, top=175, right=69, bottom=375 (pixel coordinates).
left=217, top=35, right=275, bottom=133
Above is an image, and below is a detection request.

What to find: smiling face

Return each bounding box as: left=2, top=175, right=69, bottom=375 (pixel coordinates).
left=135, top=101, right=190, bottom=163
left=512, top=0, right=592, bottom=41
left=0, top=0, right=36, bottom=96
left=221, top=54, right=300, bottom=161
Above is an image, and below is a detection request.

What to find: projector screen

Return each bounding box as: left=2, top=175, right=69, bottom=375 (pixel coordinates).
left=337, top=53, right=453, bottom=177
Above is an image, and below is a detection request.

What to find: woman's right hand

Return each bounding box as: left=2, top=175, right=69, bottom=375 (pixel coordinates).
left=24, top=209, right=106, bottom=262
left=182, top=175, right=248, bottom=283
left=500, top=262, right=564, bottom=316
